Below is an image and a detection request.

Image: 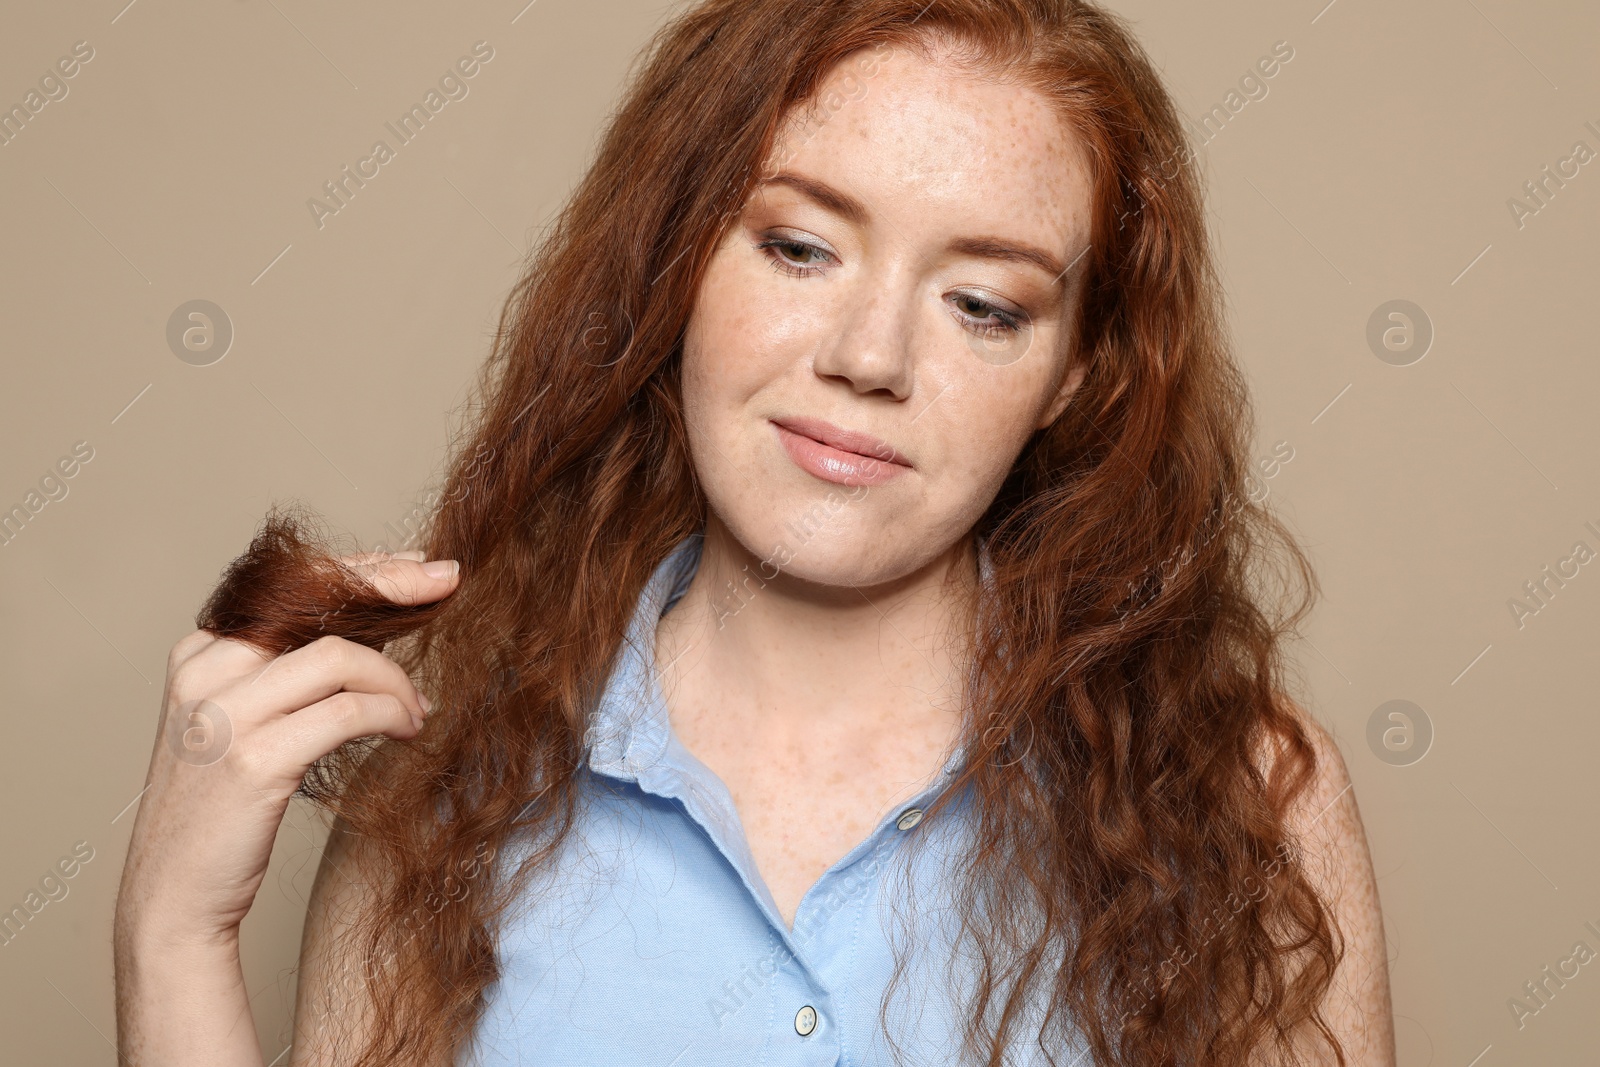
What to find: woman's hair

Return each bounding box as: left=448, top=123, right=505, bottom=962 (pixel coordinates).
left=200, top=1, right=1342, bottom=1063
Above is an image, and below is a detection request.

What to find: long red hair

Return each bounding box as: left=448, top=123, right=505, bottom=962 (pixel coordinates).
left=200, top=1, right=1341, bottom=1063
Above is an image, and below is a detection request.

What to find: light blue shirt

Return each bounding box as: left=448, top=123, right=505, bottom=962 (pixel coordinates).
left=463, top=534, right=1084, bottom=1065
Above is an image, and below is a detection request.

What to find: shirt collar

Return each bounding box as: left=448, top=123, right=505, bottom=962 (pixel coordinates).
left=585, top=532, right=703, bottom=780
left=584, top=532, right=991, bottom=782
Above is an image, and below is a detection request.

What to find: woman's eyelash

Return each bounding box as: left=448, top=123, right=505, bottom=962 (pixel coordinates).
left=756, top=237, right=833, bottom=277
left=950, top=293, right=1026, bottom=335
left=756, top=237, right=1028, bottom=336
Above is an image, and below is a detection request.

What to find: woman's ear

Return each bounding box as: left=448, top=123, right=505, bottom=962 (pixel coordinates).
left=1037, top=358, right=1088, bottom=430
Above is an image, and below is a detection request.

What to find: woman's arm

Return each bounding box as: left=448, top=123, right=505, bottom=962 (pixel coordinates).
left=1262, top=701, right=1398, bottom=1066
left=113, top=896, right=261, bottom=1066
left=287, top=813, right=389, bottom=1067
left=113, top=555, right=457, bottom=1065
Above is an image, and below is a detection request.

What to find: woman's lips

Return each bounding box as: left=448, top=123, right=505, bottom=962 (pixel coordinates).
left=770, top=417, right=911, bottom=487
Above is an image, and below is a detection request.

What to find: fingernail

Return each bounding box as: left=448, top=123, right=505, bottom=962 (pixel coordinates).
left=422, top=559, right=459, bottom=579
left=419, top=692, right=434, bottom=714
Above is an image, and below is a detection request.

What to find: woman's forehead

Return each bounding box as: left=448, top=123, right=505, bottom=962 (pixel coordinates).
left=764, top=42, right=1094, bottom=260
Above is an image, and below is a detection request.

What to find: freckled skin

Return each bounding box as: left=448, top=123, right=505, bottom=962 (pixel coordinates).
left=110, top=29, right=1395, bottom=1067
left=657, top=39, right=1094, bottom=930
left=656, top=42, right=1397, bottom=1067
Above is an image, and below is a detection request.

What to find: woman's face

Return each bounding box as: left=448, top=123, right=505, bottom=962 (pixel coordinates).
left=680, top=41, right=1094, bottom=587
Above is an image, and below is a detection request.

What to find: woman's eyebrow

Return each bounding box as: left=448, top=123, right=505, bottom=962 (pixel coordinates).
left=756, top=171, right=870, bottom=225
left=946, top=236, right=1066, bottom=281
left=757, top=169, right=1069, bottom=280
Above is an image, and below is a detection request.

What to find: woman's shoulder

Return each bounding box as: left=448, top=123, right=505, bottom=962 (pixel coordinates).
left=1251, top=694, right=1352, bottom=831
left=1250, top=695, right=1397, bottom=1064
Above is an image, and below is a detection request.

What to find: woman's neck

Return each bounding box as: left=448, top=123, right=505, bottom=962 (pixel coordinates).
left=654, top=514, right=978, bottom=753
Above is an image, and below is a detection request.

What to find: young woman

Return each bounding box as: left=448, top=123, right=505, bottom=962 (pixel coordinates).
left=114, top=1, right=1395, bottom=1064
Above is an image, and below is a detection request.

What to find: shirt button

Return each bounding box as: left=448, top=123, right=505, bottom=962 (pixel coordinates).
left=895, top=807, right=923, bottom=831
left=794, top=1004, right=818, bottom=1036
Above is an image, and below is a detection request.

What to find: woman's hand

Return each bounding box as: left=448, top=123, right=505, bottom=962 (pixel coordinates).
left=113, top=551, right=460, bottom=1066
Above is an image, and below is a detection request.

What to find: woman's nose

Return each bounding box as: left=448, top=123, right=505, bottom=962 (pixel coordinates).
left=810, top=278, right=917, bottom=401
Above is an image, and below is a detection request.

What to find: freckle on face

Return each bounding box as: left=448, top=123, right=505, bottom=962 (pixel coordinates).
left=681, top=40, right=1094, bottom=589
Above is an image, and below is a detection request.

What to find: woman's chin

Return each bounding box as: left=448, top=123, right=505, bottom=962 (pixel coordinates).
left=713, top=511, right=961, bottom=594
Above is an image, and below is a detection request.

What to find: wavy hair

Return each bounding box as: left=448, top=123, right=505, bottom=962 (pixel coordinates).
left=199, top=1, right=1342, bottom=1063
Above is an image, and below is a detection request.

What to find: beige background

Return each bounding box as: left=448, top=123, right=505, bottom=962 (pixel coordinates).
left=2, top=0, right=1596, bottom=1062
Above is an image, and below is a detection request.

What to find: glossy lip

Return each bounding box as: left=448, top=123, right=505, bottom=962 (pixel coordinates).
left=772, top=415, right=911, bottom=466
left=770, top=415, right=912, bottom=487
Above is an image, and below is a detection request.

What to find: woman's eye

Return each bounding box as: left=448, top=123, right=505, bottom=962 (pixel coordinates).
left=755, top=240, right=1026, bottom=337
left=951, top=292, right=1024, bottom=334
left=757, top=237, right=832, bottom=276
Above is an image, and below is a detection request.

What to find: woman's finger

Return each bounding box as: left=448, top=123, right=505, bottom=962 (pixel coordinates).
left=344, top=555, right=461, bottom=607
left=208, top=635, right=430, bottom=722
left=166, top=630, right=221, bottom=674
left=170, top=631, right=280, bottom=688
left=257, top=689, right=422, bottom=772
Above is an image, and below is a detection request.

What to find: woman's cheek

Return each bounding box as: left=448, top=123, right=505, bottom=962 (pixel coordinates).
left=937, top=380, right=1037, bottom=502
left=921, top=410, right=997, bottom=519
